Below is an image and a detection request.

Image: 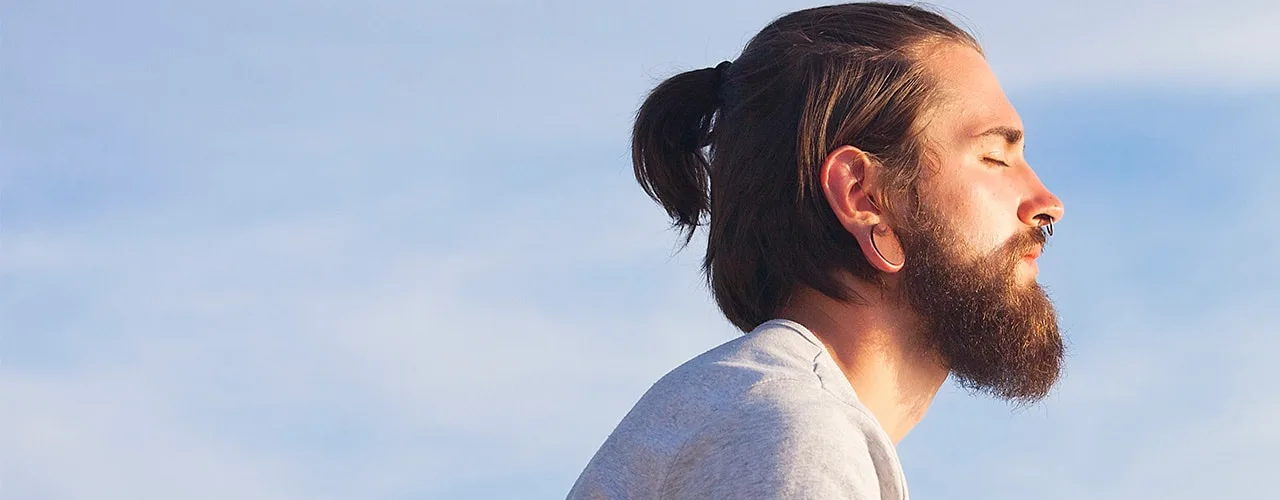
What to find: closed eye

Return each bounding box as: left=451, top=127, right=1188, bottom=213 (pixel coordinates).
left=982, top=157, right=1010, bottom=167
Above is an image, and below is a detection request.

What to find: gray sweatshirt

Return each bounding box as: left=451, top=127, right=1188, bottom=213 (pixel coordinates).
left=568, top=319, right=908, bottom=499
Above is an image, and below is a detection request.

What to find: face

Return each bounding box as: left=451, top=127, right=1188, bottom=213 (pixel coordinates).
left=895, top=44, right=1066, bottom=403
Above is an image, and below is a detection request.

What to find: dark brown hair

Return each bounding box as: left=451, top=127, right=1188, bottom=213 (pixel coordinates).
left=632, top=2, right=980, bottom=332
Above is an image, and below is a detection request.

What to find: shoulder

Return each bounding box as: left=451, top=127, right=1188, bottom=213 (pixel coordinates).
left=662, top=379, right=906, bottom=499
left=695, top=377, right=884, bottom=456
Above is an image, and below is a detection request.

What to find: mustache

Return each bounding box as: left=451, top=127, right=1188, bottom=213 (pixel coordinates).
left=999, top=224, right=1049, bottom=261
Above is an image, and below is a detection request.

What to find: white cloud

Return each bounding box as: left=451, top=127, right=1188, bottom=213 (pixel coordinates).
left=941, top=0, right=1280, bottom=89
left=2, top=362, right=323, bottom=500
left=0, top=175, right=737, bottom=497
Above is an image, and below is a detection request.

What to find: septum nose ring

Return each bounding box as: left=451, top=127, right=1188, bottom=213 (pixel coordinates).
left=1035, top=215, right=1055, bottom=237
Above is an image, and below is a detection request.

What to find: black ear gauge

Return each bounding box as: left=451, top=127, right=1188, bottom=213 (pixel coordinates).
left=870, top=224, right=905, bottom=267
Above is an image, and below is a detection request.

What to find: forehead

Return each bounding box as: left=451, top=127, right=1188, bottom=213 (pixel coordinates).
left=921, top=44, right=1022, bottom=142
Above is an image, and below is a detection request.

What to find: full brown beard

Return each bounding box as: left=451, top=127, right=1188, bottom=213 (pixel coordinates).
left=896, top=205, right=1063, bottom=404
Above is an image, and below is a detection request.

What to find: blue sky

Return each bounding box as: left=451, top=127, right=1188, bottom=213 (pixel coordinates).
left=3, top=1, right=1279, bottom=499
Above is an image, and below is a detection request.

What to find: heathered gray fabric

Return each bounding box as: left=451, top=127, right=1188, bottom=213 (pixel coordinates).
left=568, top=319, right=908, bottom=500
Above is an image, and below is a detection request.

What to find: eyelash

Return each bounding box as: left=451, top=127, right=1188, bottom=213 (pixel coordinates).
left=983, top=157, right=1010, bottom=167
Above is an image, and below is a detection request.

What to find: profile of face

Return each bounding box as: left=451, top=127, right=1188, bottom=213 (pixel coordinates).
left=894, top=44, right=1066, bottom=403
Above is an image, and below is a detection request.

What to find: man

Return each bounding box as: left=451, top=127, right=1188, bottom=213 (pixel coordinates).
left=569, top=3, right=1065, bottom=499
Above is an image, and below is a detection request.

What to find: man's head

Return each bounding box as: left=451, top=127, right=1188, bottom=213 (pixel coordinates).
left=631, top=3, right=1065, bottom=402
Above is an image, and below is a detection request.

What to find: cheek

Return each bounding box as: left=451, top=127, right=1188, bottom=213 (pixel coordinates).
left=928, top=168, right=1021, bottom=256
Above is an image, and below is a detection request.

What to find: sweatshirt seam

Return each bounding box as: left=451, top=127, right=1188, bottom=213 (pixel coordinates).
left=808, top=349, right=888, bottom=430
left=772, top=319, right=886, bottom=422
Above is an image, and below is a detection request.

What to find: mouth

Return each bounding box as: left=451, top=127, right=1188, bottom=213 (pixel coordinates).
left=1019, top=246, right=1043, bottom=277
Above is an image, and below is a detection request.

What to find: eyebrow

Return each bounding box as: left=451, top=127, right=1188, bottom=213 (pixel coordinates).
left=975, top=126, right=1024, bottom=147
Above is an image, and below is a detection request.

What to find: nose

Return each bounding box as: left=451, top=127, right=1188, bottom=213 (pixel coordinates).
left=1017, top=170, right=1065, bottom=229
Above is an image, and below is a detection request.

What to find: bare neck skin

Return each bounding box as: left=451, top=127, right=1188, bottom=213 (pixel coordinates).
left=778, top=278, right=948, bottom=444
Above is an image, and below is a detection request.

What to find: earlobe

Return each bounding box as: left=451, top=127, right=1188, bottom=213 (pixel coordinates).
left=852, top=222, right=905, bottom=274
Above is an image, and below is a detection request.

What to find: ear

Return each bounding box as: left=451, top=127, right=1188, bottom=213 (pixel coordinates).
left=820, top=145, right=904, bottom=273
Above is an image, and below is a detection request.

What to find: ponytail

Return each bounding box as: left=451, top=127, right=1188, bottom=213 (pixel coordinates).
left=631, top=63, right=727, bottom=244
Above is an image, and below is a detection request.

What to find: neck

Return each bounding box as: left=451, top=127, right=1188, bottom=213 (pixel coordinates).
left=778, top=280, right=948, bottom=444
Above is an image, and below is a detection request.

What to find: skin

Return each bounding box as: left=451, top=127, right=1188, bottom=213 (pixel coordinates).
left=778, top=43, right=1065, bottom=443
